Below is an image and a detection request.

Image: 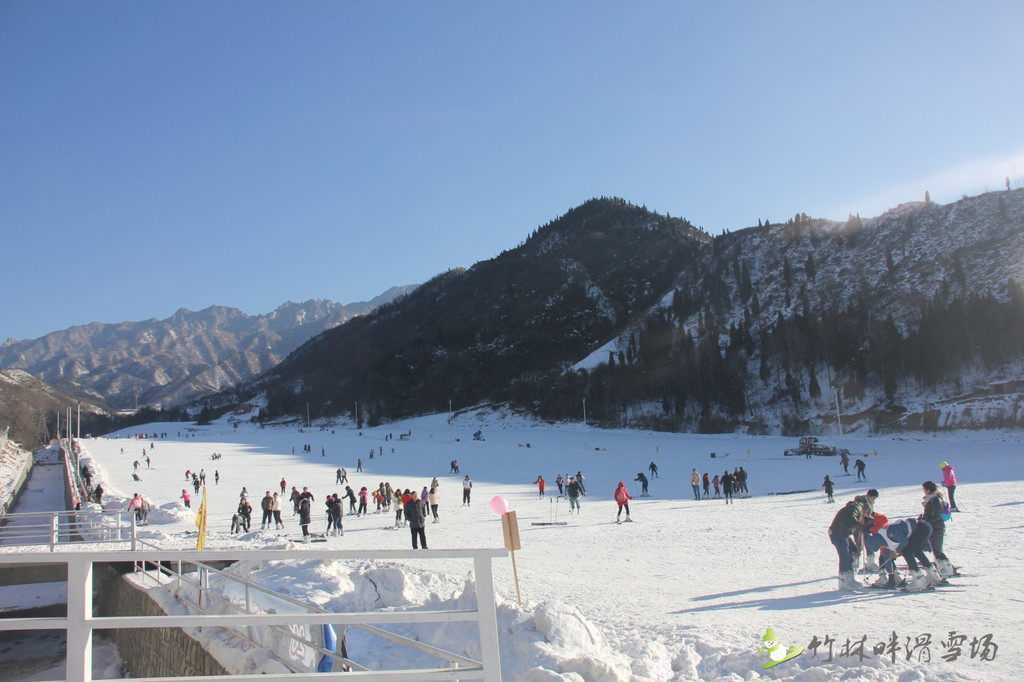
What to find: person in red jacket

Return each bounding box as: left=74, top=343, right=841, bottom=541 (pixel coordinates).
left=533, top=475, right=546, bottom=497
left=614, top=481, right=633, bottom=523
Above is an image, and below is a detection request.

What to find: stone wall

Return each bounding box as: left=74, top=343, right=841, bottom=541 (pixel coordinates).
left=96, top=567, right=229, bottom=678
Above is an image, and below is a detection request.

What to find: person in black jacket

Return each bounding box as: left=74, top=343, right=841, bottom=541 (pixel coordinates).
left=328, top=493, right=344, bottom=536
left=406, top=491, right=428, bottom=549
left=828, top=493, right=873, bottom=589
left=566, top=476, right=582, bottom=514
left=237, top=497, right=252, bottom=532
left=298, top=495, right=312, bottom=539
left=921, top=480, right=954, bottom=577
left=721, top=470, right=734, bottom=504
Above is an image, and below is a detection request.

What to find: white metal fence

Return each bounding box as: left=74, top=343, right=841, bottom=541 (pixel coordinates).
left=0, top=509, right=136, bottom=549
left=0, top=547, right=507, bottom=681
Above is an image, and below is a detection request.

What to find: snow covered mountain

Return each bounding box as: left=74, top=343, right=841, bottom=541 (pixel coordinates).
left=0, top=368, right=108, bottom=447
left=252, top=191, right=1024, bottom=433
left=0, top=288, right=414, bottom=413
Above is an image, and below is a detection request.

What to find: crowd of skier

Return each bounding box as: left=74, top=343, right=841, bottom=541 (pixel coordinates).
left=828, top=461, right=960, bottom=592
left=85, top=431, right=967, bottom=586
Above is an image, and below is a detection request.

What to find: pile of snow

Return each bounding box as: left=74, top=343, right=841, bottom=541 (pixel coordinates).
left=0, top=435, right=31, bottom=510
left=25, top=413, right=1024, bottom=680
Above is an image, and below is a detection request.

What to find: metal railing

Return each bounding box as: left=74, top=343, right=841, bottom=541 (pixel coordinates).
left=0, top=547, right=507, bottom=681
left=0, top=509, right=136, bottom=549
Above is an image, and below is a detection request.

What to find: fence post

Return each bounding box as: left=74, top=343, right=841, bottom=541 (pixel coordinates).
left=66, top=558, right=94, bottom=681
left=51, top=514, right=59, bottom=551
left=473, top=555, right=503, bottom=682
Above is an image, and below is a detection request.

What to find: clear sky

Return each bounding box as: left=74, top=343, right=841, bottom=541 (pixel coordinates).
left=2, top=2, right=1022, bottom=342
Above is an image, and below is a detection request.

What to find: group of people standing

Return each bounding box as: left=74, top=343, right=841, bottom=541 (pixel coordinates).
left=246, top=477, right=449, bottom=549
left=689, top=467, right=748, bottom=503
left=828, top=461, right=959, bottom=592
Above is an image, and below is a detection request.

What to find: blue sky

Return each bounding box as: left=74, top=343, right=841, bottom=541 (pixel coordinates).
left=2, top=2, right=1022, bottom=342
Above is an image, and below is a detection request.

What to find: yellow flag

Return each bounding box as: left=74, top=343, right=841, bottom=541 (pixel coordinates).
left=195, top=486, right=207, bottom=550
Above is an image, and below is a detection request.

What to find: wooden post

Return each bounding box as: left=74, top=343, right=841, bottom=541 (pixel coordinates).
left=501, top=511, right=522, bottom=606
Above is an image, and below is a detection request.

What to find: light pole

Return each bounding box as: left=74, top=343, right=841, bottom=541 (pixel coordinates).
left=834, top=389, right=844, bottom=437
left=582, top=398, right=587, bottom=427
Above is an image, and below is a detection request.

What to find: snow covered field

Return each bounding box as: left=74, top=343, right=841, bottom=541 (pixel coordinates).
left=63, top=409, right=1024, bottom=680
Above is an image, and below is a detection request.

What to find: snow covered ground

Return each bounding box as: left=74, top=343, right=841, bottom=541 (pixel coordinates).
left=17, top=409, right=1024, bottom=680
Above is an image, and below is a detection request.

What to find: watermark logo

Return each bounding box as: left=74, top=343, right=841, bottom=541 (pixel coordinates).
left=758, top=627, right=804, bottom=669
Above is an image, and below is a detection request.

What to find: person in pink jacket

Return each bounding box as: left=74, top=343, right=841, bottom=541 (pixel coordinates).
left=614, top=481, right=633, bottom=523
left=941, top=461, right=958, bottom=511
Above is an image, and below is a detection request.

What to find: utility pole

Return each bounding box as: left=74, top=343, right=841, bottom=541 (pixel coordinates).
left=582, top=398, right=587, bottom=427
left=835, top=389, right=844, bottom=437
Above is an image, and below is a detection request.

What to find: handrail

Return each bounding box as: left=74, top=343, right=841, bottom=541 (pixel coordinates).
left=0, top=547, right=507, bottom=681
left=0, top=510, right=135, bottom=550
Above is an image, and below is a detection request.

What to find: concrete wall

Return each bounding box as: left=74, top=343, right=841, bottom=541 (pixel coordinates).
left=96, top=567, right=229, bottom=678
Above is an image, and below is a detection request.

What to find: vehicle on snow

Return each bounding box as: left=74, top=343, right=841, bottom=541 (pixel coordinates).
left=783, top=436, right=849, bottom=457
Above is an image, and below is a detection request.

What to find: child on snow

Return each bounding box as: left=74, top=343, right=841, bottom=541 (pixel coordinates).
left=614, top=481, right=633, bottom=523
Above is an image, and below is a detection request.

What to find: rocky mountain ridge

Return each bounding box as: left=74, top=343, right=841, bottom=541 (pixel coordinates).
left=0, top=288, right=414, bottom=411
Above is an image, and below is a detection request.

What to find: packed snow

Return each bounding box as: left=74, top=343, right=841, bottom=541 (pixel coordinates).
left=6, top=407, right=1024, bottom=680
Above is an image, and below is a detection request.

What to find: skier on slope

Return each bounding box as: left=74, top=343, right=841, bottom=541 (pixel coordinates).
left=328, top=493, right=344, bottom=536
left=260, top=491, right=274, bottom=529
left=271, top=492, right=283, bottom=529
left=851, top=488, right=879, bottom=571
left=533, top=475, right=546, bottom=497
left=941, top=461, right=959, bottom=511
left=828, top=491, right=875, bottom=590
left=566, top=476, right=582, bottom=514
left=298, top=494, right=312, bottom=540
left=921, top=480, right=955, bottom=578
left=614, top=481, right=633, bottom=523
left=864, top=514, right=942, bottom=591
left=429, top=485, right=440, bottom=523
left=737, top=467, right=749, bottom=497
left=822, top=475, right=835, bottom=503
left=721, top=470, right=735, bottom=504
left=634, top=472, right=649, bottom=496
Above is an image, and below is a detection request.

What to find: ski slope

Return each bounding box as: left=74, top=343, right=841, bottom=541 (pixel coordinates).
left=67, top=409, right=1024, bottom=680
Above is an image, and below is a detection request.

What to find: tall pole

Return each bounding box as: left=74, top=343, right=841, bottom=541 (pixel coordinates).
left=448, top=399, right=452, bottom=425
left=582, top=398, right=587, bottom=427
left=835, top=389, right=844, bottom=437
